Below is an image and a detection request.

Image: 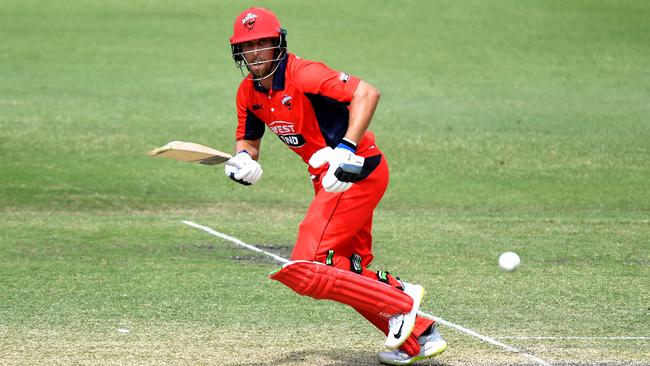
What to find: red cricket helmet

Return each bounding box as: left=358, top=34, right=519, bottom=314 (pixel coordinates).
left=230, top=7, right=283, bottom=45
left=229, top=7, right=288, bottom=81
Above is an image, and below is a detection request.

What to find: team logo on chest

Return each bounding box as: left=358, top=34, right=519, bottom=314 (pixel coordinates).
left=281, top=95, right=293, bottom=110
left=269, top=120, right=305, bottom=148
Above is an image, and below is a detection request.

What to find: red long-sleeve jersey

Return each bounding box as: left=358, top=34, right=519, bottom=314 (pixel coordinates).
left=235, top=53, right=376, bottom=175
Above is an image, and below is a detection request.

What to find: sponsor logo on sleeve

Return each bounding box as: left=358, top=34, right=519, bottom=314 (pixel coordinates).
left=338, top=72, right=350, bottom=83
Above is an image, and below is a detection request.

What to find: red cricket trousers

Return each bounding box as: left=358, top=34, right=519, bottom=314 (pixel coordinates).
left=290, top=147, right=389, bottom=265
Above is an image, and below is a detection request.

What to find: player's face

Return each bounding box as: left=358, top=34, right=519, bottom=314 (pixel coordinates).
left=240, top=38, right=278, bottom=78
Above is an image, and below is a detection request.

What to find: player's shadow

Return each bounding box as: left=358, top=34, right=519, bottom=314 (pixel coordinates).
left=231, top=348, right=449, bottom=366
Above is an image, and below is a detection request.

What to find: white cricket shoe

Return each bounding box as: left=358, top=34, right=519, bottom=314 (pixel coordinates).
left=377, top=325, right=448, bottom=365
left=384, top=283, right=424, bottom=349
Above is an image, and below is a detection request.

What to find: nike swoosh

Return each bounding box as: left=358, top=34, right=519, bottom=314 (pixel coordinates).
left=393, top=319, right=404, bottom=339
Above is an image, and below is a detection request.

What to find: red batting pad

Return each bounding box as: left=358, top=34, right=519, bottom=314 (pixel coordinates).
left=269, top=260, right=413, bottom=318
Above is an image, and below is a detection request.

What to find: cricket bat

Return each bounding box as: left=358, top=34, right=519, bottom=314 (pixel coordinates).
left=148, top=141, right=242, bottom=168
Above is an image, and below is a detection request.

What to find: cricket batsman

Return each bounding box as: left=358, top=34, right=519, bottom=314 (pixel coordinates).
left=225, top=7, right=447, bottom=365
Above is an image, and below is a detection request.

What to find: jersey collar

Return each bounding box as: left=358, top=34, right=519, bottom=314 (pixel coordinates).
left=253, top=54, right=288, bottom=93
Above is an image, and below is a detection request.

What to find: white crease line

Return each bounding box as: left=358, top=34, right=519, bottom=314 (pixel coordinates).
left=182, top=220, right=289, bottom=264
left=182, top=220, right=553, bottom=366
left=417, top=312, right=552, bottom=366
left=498, top=336, right=650, bottom=340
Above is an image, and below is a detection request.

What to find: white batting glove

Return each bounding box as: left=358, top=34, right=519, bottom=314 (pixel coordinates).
left=309, top=146, right=364, bottom=193
left=224, top=151, right=263, bottom=186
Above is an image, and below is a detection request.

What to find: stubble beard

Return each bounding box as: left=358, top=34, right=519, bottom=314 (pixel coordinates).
left=249, top=58, right=272, bottom=78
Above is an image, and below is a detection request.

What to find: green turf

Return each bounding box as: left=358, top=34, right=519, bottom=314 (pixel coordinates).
left=1, top=1, right=649, bottom=365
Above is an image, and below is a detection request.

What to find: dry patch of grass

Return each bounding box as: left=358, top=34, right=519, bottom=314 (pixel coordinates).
left=4, top=324, right=647, bottom=366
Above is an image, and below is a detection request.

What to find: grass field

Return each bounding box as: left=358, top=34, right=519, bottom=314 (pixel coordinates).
left=1, top=1, right=649, bottom=365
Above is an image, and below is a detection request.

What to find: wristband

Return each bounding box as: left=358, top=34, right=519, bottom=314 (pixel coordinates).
left=337, top=137, right=357, bottom=152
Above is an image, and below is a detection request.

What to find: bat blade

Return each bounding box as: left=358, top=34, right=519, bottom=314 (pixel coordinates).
left=148, top=141, right=239, bottom=167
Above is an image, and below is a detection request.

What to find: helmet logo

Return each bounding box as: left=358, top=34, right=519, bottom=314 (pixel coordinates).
left=242, top=13, right=258, bottom=30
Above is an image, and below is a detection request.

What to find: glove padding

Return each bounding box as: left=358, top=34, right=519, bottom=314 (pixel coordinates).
left=309, top=147, right=365, bottom=193
left=224, top=151, right=263, bottom=186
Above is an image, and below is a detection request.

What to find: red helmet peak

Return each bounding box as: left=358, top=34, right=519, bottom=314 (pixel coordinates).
left=230, top=7, right=282, bottom=45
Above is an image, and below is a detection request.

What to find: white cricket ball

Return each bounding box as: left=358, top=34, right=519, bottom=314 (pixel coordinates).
left=498, top=251, right=521, bottom=271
